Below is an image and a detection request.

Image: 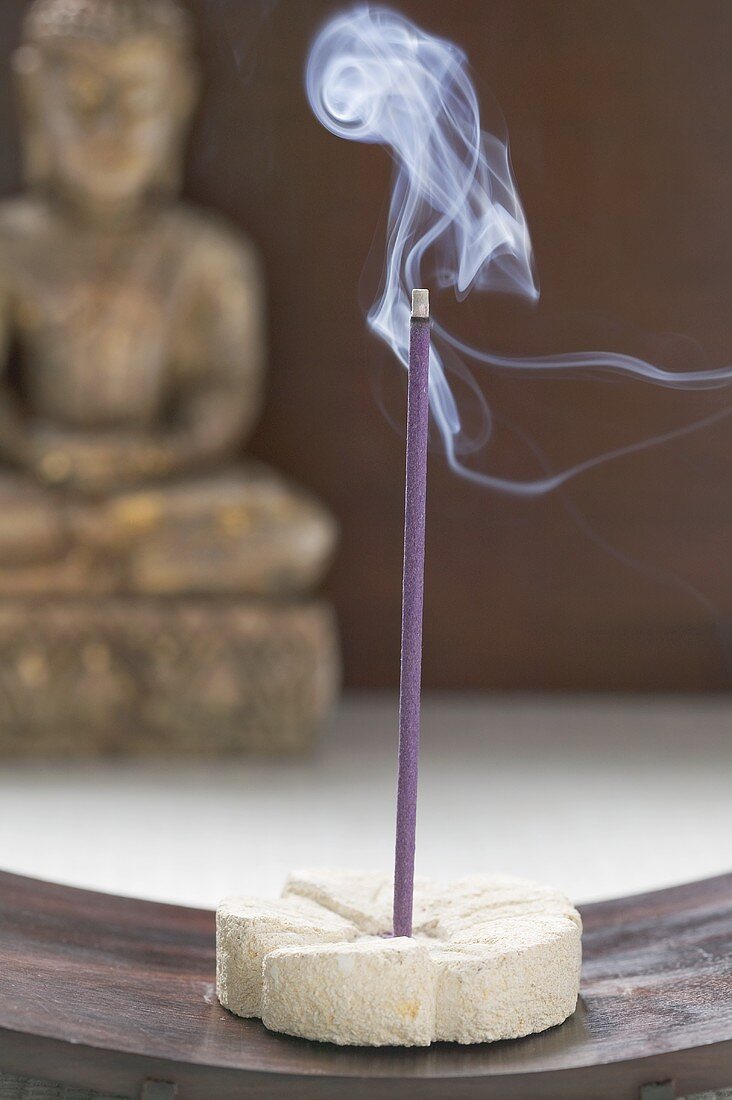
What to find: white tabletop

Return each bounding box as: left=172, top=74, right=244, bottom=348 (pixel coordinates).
left=1, top=694, right=730, bottom=909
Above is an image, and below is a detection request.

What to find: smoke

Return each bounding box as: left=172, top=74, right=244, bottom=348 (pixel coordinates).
left=305, top=5, right=732, bottom=495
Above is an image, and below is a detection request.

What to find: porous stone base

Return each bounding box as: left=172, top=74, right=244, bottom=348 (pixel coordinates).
left=0, top=598, right=339, bottom=754
left=217, top=869, right=582, bottom=1046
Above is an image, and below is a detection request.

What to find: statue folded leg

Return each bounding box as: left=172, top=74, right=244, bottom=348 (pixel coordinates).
left=74, top=464, right=338, bottom=597
left=0, top=466, right=336, bottom=599
left=0, top=473, right=123, bottom=594
left=0, top=473, right=67, bottom=566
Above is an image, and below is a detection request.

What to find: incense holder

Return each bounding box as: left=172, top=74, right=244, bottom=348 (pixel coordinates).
left=216, top=869, right=582, bottom=1047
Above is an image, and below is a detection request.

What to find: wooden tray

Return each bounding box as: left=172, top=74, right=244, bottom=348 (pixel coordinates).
left=1, top=869, right=732, bottom=1099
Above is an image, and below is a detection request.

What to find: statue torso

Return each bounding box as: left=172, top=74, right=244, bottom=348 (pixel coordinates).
left=0, top=198, right=208, bottom=430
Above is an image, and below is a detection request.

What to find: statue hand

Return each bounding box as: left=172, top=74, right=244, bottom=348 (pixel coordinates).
left=29, top=426, right=180, bottom=494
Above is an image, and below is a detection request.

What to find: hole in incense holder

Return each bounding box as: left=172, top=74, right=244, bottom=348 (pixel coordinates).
left=216, top=868, right=582, bottom=1047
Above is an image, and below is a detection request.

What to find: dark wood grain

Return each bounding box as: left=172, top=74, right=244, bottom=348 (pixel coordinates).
left=0, top=1, right=731, bottom=692
left=2, top=869, right=732, bottom=1098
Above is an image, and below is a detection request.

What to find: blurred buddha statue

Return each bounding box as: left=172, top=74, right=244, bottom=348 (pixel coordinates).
left=0, top=0, right=338, bottom=752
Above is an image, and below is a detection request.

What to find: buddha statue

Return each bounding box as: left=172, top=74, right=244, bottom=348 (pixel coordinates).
left=0, top=0, right=338, bottom=752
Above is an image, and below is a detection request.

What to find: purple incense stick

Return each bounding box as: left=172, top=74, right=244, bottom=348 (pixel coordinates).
left=393, top=288, right=430, bottom=939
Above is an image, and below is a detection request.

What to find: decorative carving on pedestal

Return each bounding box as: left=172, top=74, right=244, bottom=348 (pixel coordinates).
left=0, top=599, right=337, bottom=754
left=0, top=0, right=338, bottom=752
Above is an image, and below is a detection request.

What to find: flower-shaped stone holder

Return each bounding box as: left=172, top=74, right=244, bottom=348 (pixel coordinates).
left=216, top=869, right=582, bottom=1047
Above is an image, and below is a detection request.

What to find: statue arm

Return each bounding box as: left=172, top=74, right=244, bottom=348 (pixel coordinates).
left=0, top=280, right=36, bottom=468
left=169, top=237, right=266, bottom=467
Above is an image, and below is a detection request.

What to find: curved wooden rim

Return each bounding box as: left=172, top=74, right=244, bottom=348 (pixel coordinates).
left=1, top=869, right=732, bottom=1098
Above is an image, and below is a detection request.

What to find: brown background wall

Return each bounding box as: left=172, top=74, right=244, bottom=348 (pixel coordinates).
left=0, top=0, right=730, bottom=691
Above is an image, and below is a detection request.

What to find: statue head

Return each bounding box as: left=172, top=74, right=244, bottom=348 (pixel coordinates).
left=14, top=0, right=199, bottom=213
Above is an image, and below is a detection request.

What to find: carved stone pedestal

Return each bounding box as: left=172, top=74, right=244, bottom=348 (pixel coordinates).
left=0, top=599, right=339, bottom=754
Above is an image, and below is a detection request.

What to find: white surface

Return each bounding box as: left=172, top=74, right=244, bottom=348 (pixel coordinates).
left=1, top=693, right=731, bottom=908
left=217, top=868, right=581, bottom=1046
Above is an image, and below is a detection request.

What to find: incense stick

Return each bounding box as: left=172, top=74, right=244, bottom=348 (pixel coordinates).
left=393, top=288, right=430, bottom=939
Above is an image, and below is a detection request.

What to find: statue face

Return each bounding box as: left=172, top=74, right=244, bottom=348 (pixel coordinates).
left=32, top=37, right=193, bottom=208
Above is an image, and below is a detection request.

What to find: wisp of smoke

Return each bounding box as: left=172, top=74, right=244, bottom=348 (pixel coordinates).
left=306, top=4, right=732, bottom=495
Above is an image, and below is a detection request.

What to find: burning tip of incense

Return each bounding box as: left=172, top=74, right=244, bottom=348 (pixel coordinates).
left=411, top=289, right=429, bottom=319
